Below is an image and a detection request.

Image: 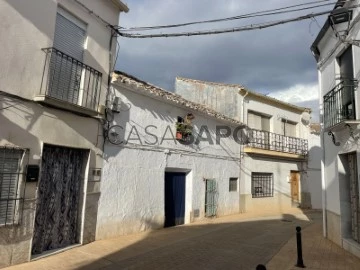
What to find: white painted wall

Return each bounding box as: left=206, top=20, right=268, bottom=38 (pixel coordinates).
left=0, top=0, right=121, bottom=103
left=97, top=83, right=241, bottom=239
left=307, top=132, right=322, bottom=209
left=0, top=0, right=125, bottom=267
left=241, top=95, right=309, bottom=139
left=316, top=5, right=360, bottom=215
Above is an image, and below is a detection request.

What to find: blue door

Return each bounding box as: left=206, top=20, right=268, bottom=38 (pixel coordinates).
left=164, top=172, right=186, bottom=227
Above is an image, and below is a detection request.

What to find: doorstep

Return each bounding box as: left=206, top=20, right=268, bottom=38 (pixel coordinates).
left=343, top=238, right=360, bottom=259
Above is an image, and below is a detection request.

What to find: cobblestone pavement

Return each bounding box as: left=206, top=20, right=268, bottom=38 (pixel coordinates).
left=4, top=210, right=360, bottom=270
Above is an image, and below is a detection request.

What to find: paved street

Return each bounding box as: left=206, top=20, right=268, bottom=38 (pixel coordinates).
left=4, top=210, right=360, bottom=270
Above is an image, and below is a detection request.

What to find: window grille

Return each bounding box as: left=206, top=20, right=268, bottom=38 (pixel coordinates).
left=0, top=147, right=26, bottom=226
left=251, top=173, right=274, bottom=198
left=229, top=177, right=238, bottom=192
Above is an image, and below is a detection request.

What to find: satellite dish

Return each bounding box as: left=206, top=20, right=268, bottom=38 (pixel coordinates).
left=301, top=112, right=311, bottom=125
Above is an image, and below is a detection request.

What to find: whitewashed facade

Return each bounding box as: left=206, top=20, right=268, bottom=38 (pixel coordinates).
left=175, top=77, right=322, bottom=214
left=0, top=0, right=128, bottom=267
left=97, top=72, right=242, bottom=239
left=311, top=0, right=360, bottom=258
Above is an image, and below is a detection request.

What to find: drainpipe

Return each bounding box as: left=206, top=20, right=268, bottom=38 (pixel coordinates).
left=321, top=123, right=327, bottom=237
left=242, top=89, right=249, bottom=123
left=318, top=67, right=327, bottom=238
left=240, top=89, right=248, bottom=212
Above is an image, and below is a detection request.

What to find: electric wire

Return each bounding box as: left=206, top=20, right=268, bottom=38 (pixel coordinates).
left=117, top=7, right=345, bottom=38
left=118, top=0, right=338, bottom=31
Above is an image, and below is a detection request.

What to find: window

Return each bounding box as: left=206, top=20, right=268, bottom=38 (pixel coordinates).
left=229, top=178, right=238, bottom=192
left=251, top=173, right=274, bottom=198
left=281, top=119, right=297, bottom=137
left=247, top=111, right=270, bottom=131
left=0, top=148, right=24, bottom=225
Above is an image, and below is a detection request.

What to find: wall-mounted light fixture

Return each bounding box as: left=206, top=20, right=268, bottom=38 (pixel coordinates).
left=329, top=6, right=353, bottom=38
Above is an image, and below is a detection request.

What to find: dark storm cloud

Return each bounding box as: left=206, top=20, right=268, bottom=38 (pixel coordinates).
left=116, top=0, right=328, bottom=94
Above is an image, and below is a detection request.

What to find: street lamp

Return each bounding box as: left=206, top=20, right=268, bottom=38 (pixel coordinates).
left=328, top=6, right=353, bottom=38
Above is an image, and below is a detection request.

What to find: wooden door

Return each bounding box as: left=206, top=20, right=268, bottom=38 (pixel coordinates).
left=290, top=171, right=300, bottom=202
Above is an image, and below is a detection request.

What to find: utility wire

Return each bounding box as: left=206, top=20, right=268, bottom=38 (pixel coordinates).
left=118, top=0, right=338, bottom=31
left=118, top=5, right=359, bottom=39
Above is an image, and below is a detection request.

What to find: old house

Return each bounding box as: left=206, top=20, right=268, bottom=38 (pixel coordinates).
left=175, top=77, right=321, bottom=213
left=0, top=0, right=128, bottom=267
left=311, top=0, right=360, bottom=258
left=96, top=71, right=243, bottom=239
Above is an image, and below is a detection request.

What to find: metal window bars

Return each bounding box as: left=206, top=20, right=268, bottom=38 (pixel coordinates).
left=246, top=129, right=308, bottom=156
left=40, top=47, right=102, bottom=111
left=0, top=147, right=28, bottom=226
left=323, top=79, right=358, bottom=129
left=251, top=173, right=274, bottom=198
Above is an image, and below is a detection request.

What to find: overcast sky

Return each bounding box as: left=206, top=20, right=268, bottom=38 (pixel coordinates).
left=115, top=0, right=332, bottom=122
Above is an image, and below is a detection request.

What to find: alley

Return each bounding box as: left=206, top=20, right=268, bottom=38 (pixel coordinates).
left=4, top=210, right=359, bottom=270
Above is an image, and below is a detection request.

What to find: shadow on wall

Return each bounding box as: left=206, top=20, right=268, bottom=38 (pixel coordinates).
left=0, top=199, right=37, bottom=268
left=74, top=213, right=315, bottom=270
left=103, top=89, right=240, bottom=162
left=0, top=97, right=103, bottom=248
left=5, top=0, right=109, bottom=102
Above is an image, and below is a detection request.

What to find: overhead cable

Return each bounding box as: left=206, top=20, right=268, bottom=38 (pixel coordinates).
left=118, top=5, right=359, bottom=39
left=118, top=0, right=338, bottom=31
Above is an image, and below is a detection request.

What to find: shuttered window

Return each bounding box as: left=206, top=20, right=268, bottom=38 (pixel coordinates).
left=282, top=120, right=297, bottom=137
left=54, top=7, right=86, bottom=61
left=49, top=7, right=87, bottom=104
left=247, top=111, right=270, bottom=131
left=0, top=148, right=23, bottom=225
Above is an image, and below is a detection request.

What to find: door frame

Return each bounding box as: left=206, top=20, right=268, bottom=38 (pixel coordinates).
left=30, top=143, right=90, bottom=258
left=164, top=168, right=192, bottom=225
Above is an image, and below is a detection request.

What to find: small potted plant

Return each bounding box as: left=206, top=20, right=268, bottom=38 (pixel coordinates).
left=176, top=122, right=185, bottom=140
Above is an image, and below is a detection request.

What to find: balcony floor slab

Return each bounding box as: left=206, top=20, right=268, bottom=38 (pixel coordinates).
left=34, top=95, right=99, bottom=117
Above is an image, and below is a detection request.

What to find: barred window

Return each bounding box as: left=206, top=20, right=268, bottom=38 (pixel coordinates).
left=251, top=173, right=274, bottom=198
left=229, top=178, right=238, bottom=192
left=0, top=148, right=24, bottom=225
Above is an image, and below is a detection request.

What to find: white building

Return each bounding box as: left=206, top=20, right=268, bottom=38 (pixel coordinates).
left=175, top=77, right=322, bottom=213
left=0, top=0, right=128, bottom=267
left=311, top=0, right=360, bottom=258
left=97, top=72, right=243, bottom=239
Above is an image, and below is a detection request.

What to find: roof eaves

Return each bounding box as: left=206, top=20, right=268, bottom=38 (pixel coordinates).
left=112, top=71, right=244, bottom=126
left=111, top=0, right=129, bottom=12
left=238, top=88, right=311, bottom=113
left=176, top=76, right=244, bottom=89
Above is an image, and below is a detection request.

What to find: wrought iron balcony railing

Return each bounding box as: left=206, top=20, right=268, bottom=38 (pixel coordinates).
left=40, top=47, right=102, bottom=111
left=246, top=129, right=308, bottom=156
left=323, top=79, right=358, bottom=129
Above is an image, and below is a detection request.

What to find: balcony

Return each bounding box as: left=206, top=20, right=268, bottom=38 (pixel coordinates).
left=35, top=47, right=102, bottom=116
left=324, top=79, right=358, bottom=130
left=244, top=129, right=308, bottom=159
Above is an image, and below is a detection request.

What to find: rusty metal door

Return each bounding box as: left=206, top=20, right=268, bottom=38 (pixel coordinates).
left=348, top=153, right=360, bottom=242
left=290, top=171, right=300, bottom=202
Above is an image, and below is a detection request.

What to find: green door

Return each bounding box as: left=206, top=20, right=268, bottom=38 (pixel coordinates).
left=205, top=179, right=217, bottom=217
